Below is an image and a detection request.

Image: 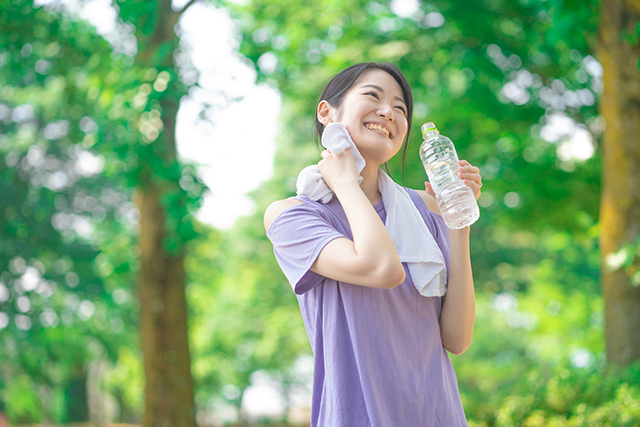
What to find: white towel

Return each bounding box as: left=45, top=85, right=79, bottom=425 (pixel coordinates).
left=378, top=169, right=447, bottom=297
left=296, top=123, right=366, bottom=203
left=296, top=123, right=447, bottom=297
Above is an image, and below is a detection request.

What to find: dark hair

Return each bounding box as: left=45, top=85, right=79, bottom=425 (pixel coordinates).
left=314, top=62, right=414, bottom=177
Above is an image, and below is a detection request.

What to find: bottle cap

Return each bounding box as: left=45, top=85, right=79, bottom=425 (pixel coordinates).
left=421, top=122, right=437, bottom=137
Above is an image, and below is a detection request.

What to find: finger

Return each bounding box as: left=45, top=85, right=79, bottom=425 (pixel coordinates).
left=464, top=179, right=482, bottom=189
left=458, top=161, right=481, bottom=183
left=321, top=149, right=332, bottom=159
left=458, top=164, right=480, bottom=174
left=424, top=181, right=436, bottom=197
left=463, top=180, right=482, bottom=201
left=463, top=177, right=483, bottom=191
left=458, top=171, right=481, bottom=183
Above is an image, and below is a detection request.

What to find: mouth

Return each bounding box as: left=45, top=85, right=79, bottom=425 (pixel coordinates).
left=364, top=122, right=392, bottom=139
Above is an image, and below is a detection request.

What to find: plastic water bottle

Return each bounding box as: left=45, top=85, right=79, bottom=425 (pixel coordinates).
left=419, top=122, right=480, bottom=229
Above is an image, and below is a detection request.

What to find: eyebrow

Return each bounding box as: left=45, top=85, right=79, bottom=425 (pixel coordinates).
left=360, top=84, right=406, bottom=105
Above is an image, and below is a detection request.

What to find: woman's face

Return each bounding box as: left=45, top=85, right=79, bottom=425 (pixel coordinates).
left=319, top=69, right=409, bottom=166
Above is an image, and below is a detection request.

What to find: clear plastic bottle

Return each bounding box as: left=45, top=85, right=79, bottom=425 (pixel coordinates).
left=419, top=122, right=480, bottom=229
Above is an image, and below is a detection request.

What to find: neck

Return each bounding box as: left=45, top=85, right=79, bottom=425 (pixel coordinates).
left=359, top=164, right=382, bottom=205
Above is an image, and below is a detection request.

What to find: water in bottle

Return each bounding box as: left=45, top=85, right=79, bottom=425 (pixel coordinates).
left=419, top=122, right=480, bottom=229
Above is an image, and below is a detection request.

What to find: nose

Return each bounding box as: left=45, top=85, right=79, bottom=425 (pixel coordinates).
left=378, top=104, right=394, bottom=122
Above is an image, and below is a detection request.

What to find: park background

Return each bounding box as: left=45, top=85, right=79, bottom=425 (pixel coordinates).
left=1, top=0, right=640, bottom=426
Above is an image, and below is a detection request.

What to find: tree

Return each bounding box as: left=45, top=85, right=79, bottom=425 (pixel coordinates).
left=2, top=0, right=208, bottom=423
left=0, top=1, right=139, bottom=422
left=598, top=0, right=640, bottom=366
left=112, top=0, right=206, bottom=425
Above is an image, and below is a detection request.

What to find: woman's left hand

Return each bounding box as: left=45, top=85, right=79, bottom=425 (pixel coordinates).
left=458, top=160, right=482, bottom=201
left=424, top=159, right=483, bottom=201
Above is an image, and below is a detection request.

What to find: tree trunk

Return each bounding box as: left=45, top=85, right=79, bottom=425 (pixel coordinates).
left=64, top=363, right=89, bottom=422
left=138, top=182, right=195, bottom=427
left=131, top=0, right=197, bottom=424
left=598, top=0, right=640, bottom=366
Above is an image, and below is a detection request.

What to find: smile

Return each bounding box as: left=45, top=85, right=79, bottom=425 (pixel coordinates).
left=364, top=123, right=391, bottom=138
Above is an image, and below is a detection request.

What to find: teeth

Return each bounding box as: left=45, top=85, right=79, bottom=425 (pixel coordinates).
left=365, top=123, right=390, bottom=137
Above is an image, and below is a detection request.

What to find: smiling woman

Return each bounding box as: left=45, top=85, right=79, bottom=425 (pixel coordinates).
left=316, top=70, right=409, bottom=170
left=263, top=62, right=483, bottom=427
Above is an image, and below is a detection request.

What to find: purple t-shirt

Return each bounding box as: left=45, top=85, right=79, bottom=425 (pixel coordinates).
left=267, top=188, right=468, bottom=427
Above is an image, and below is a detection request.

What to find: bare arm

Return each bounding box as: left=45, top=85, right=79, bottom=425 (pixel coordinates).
left=427, top=160, right=482, bottom=354
left=439, top=227, right=476, bottom=354
left=313, top=150, right=405, bottom=288
left=265, top=149, right=405, bottom=289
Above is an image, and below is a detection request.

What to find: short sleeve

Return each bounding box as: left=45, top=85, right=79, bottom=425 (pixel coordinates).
left=266, top=201, right=345, bottom=294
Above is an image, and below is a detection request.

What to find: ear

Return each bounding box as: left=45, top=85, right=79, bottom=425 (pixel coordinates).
left=317, top=100, right=336, bottom=127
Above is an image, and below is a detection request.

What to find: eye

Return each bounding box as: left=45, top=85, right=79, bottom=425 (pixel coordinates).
left=395, top=105, right=407, bottom=115
left=365, top=91, right=380, bottom=99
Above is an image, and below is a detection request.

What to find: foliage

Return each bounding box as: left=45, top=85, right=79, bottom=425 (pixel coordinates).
left=3, top=373, right=44, bottom=423
left=2, top=0, right=206, bottom=423
left=0, top=0, right=142, bottom=421
left=225, top=0, right=633, bottom=424
left=449, top=225, right=603, bottom=425
left=1, top=0, right=639, bottom=425
left=604, top=237, right=640, bottom=287
left=489, top=362, right=640, bottom=427
left=232, top=0, right=602, bottom=238
left=186, top=217, right=309, bottom=422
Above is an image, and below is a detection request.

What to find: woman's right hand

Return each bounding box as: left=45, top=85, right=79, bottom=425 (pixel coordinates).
left=317, top=149, right=360, bottom=194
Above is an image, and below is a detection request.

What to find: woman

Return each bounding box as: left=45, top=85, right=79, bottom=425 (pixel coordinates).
left=264, top=62, right=482, bottom=426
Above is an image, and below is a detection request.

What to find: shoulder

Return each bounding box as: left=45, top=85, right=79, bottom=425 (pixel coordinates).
left=264, top=197, right=305, bottom=232
left=411, top=189, right=441, bottom=215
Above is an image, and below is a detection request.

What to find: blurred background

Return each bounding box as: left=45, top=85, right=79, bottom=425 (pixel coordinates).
left=1, top=0, right=639, bottom=426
